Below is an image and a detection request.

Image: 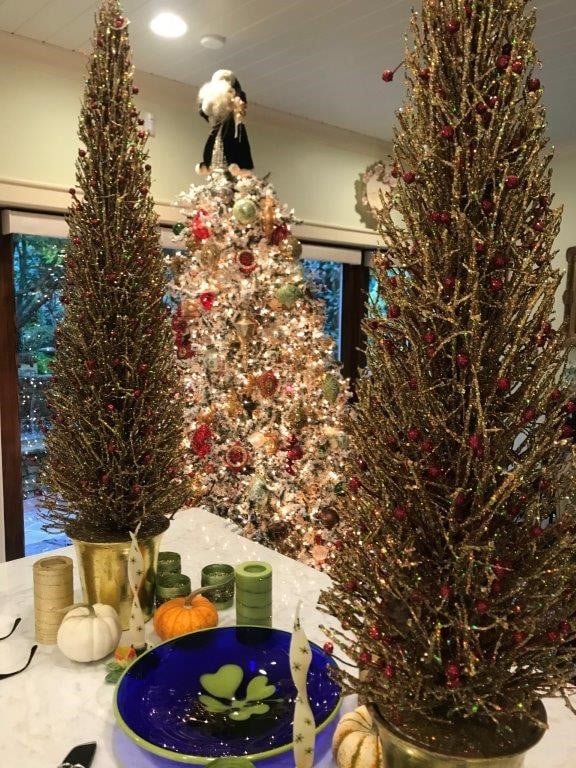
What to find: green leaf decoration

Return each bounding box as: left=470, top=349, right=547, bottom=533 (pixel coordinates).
left=229, top=703, right=270, bottom=721
left=200, top=664, right=244, bottom=699
left=199, top=694, right=233, bottom=713
left=104, top=661, right=125, bottom=684
left=198, top=664, right=278, bottom=721
left=245, top=675, right=276, bottom=702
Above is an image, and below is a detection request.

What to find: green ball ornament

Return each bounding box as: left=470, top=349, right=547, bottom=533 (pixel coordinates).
left=275, top=283, right=303, bottom=308
left=172, top=222, right=185, bottom=236
left=322, top=373, right=340, bottom=403
left=233, top=198, right=258, bottom=225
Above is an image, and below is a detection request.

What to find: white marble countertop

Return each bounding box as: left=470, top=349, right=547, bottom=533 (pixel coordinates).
left=0, top=508, right=574, bottom=768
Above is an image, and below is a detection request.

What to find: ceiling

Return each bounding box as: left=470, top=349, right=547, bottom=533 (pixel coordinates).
left=0, top=0, right=574, bottom=142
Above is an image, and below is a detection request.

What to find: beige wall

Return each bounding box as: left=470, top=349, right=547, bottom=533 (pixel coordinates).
left=0, top=32, right=388, bottom=240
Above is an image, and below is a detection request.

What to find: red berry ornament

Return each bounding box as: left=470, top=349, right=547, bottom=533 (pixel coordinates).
left=475, top=599, right=489, bottom=614
left=368, top=626, right=380, bottom=640
left=456, top=353, right=469, bottom=368
left=521, top=406, right=536, bottom=422
left=468, top=434, right=482, bottom=451
left=511, top=60, right=524, bottom=74
left=530, top=525, right=543, bottom=538
left=445, top=662, right=460, bottom=678
left=490, top=276, right=504, bottom=292
left=496, top=377, right=510, bottom=392
left=381, top=69, right=395, bottom=82
left=440, top=125, right=454, bottom=139
left=388, top=304, right=401, bottom=319
left=527, top=78, right=541, bottom=92
left=348, top=477, right=361, bottom=492
left=513, top=631, right=527, bottom=645
left=403, top=171, right=416, bottom=184
left=505, top=174, right=520, bottom=189
left=393, top=506, right=407, bottom=521
left=419, top=68, right=431, bottom=81
left=383, top=664, right=395, bottom=680
left=323, top=642, right=334, bottom=655
left=446, top=19, right=460, bottom=33
left=496, top=54, right=510, bottom=70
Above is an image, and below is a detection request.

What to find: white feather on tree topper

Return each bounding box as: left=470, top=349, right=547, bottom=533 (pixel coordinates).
left=198, top=70, right=238, bottom=123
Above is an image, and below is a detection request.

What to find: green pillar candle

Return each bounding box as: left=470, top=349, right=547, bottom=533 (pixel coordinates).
left=235, top=561, right=272, bottom=627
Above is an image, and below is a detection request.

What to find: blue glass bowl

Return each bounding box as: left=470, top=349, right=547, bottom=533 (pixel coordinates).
left=114, top=626, right=341, bottom=764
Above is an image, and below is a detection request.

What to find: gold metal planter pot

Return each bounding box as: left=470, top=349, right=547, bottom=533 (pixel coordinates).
left=368, top=702, right=547, bottom=768
left=73, top=532, right=163, bottom=630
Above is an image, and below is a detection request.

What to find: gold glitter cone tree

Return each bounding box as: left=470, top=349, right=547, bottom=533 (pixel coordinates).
left=321, top=0, right=576, bottom=740
left=168, top=165, right=349, bottom=570
left=41, top=0, right=188, bottom=542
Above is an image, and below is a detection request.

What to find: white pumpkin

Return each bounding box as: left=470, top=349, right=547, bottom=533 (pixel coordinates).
left=57, top=603, right=122, bottom=662
left=333, top=705, right=384, bottom=768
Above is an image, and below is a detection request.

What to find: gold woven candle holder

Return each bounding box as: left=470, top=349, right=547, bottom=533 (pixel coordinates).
left=33, top=556, right=74, bottom=644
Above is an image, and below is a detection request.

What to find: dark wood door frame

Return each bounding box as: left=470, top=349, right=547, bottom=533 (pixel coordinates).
left=341, top=263, right=369, bottom=387
left=564, top=247, right=576, bottom=340
left=0, top=231, right=24, bottom=560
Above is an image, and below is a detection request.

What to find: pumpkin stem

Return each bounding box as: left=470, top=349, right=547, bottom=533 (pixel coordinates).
left=186, top=574, right=234, bottom=603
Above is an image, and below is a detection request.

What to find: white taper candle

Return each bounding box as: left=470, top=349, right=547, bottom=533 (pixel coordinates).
left=290, top=600, right=315, bottom=768
left=127, top=524, right=146, bottom=651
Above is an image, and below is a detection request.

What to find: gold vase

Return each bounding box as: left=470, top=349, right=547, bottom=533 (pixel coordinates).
left=369, top=702, right=546, bottom=768
left=73, top=533, right=163, bottom=630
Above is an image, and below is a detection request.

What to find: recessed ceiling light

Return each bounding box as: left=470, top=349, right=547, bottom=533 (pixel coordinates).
left=200, top=34, right=227, bottom=50
left=150, top=12, right=188, bottom=38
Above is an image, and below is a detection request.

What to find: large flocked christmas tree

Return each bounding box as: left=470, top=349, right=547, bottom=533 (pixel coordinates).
left=42, top=0, right=188, bottom=542
left=168, top=71, right=349, bottom=569
left=321, top=0, right=576, bottom=753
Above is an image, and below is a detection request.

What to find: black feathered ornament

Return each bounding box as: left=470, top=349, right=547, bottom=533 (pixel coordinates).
left=197, top=70, right=254, bottom=174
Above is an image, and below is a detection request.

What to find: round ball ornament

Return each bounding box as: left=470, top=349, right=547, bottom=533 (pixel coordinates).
left=237, top=250, right=257, bottom=275
left=257, top=370, right=279, bottom=398
left=332, top=706, right=383, bottom=768
left=233, top=198, right=258, bottom=225
left=275, top=283, right=303, bottom=308
left=57, top=603, right=121, bottom=662
left=224, top=442, right=251, bottom=472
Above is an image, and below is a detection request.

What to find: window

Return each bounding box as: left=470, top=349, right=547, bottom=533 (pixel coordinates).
left=301, top=259, right=343, bottom=358
left=13, top=235, right=67, bottom=554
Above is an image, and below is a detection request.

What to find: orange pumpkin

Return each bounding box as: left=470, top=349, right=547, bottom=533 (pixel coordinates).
left=153, top=594, right=219, bottom=641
